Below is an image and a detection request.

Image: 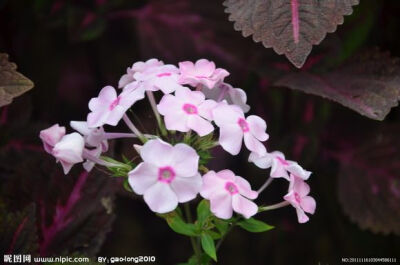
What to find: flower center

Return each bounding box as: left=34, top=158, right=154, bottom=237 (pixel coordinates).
left=237, top=118, right=249, bottom=132
left=225, top=182, right=239, bottom=195
left=157, top=72, right=172, bottom=77
left=109, top=96, right=121, bottom=110
left=294, top=192, right=301, bottom=204
left=183, top=103, right=198, bottom=115
left=276, top=156, right=289, bottom=166
left=158, top=166, right=176, bottom=184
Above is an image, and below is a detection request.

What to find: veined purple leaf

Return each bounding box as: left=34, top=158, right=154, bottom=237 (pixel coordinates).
left=223, top=0, right=359, bottom=68
left=0, top=53, right=34, bottom=107
left=274, top=50, right=400, bottom=120
left=338, top=126, right=400, bottom=235
left=0, top=204, right=38, bottom=255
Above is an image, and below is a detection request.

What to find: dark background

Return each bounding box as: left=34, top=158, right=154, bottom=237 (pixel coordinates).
left=0, top=0, right=399, bottom=264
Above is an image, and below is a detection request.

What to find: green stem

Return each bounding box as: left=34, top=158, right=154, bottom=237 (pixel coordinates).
left=184, top=203, right=201, bottom=263
left=216, top=218, right=238, bottom=251
left=258, top=201, right=290, bottom=212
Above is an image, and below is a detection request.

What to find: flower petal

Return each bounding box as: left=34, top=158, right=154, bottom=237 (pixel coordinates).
left=140, top=139, right=173, bottom=166
left=248, top=152, right=273, bottom=169
left=187, top=115, right=214, bottom=137
left=170, top=174, right=202, bottom=203
left=300, top=196, right=316, bottom=214
left=235, top=176, right=258, bottom=199
left=244, top=133, right=266, bottom=156
left=209, top=191, right=233, bottom=219
left=218, top=124, right=243, bottom=155
left=144, top=182, right=178, bottom=214
left=170, top=143, right=199, bottom=177
left=296, top=207, right=310, bottom=223
left=200, top=171, right=225, bottom=199
left=213, top=104, right=243, bottom=126
left=231, top=195, right=258, bottom=219
left=128, top=162, right=158, bottom=195
left=247, top=115, right=269, bottom=142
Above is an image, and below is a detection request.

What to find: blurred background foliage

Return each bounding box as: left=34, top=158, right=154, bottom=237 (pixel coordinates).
left=0, top=0, right=399, bottom=264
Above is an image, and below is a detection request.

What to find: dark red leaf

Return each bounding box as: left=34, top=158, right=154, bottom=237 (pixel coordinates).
left=274, top=50, right=400, bottom=120
left=338, top=126, right=400, bottom=235
left=223, top=0, right=359, bottom=68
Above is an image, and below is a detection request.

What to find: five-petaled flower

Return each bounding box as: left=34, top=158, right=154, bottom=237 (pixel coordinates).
left=178, top=59, right=229, bottom=89
left=200, top=170, right=258, bottom=219
left=157, top=87, right=217, bottom=136
left=87, top=86, right=144, bottom=128
left=213, top=104, right=268, bottom=155
left=284, top=174, right=316, bottom=223
left=52, top=132, right=85, bottom=174
left=249, top=151, right=311, bottom=180
left=128, top=139, right=202, bottom=214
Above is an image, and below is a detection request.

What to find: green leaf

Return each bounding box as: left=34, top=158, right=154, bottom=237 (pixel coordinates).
left=200, top=233, right=217, bottom=262
left=196, top=200, right=211, bottom=226
left=237, top=218, right=274, bottom=233
left=0, top=53, right=34, bottom=107
left=163, top=211, right=199, bottom=237
left=213, top=218, right=229, bottom=235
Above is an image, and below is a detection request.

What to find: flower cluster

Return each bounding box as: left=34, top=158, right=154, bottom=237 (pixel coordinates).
left=40, top=58, right=316, bottom=225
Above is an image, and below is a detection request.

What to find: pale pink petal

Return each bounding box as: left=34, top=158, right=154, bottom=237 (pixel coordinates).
left=197, top=99, right=218, bottom=120
left=244, top=133, right=266, bottom=156
left=89, top=86, right=116, bottom=111
left=153, top=76, right=184, bottom=94
left=219, top=124, right=243, bottom=155
left=235, top=176, right=258, bottom=199
left=216, top=169, right=236, bottom=181
left=228, top=88, right=250, bottom=113
left=231, top=195, right=258, bottom=219
left=119, top=87, right=146, bottom=108
left=246, top=115, right=269, bottom=142
left=140, top=139, right=172, bottom=166
left=187, top=115, right=214, bottom=136
left=40, top=124, right=66, bottom=153
left=283, top=191, right=299, bottom=207
left=296, top=207, right=310, bottom=223
left=293, top=177, right=310, bottom=196
left=248, top=152, right=273, bottom=169
left=175, top=87, right=205, bottom=105
left=144, top=182, right=178, bottom=213
left=118, top=73, right=134, bottom=88
left=87, top=110, right=108, bottom=128
left=170, top=174, right=202, bottom=202
left=128, top=162, right=158, bottom=195
left=70, top=121, right=91, bottom=136
left=170, top=143, right=199, bottom=177
left=209, top=191, right=233, bottom=219
left=270, top=160, right=290, bottom=180
left=195, top=59, right=216, bottom=76
left=213, top=104, right=243, bottom=126
left=301, top=196, right=316, bottom=214
left=200, top=171, right=225, bottom=199
left=52, top=133, right=84, bottom=164
left=286, top=162, right=311, bottom=180
left=105, top=105, right=127, bottom=126
left=178, top=61, right=195, bottom=74
left=59, top=161, right=74, bottom=175
left=157, top=94, right=183, bottom=116
left=164, top=112, right=190, bottom=132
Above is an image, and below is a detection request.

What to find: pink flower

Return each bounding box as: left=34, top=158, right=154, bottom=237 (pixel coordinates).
left=249, top=151, right=311, bottom=181
left=202, top=82, right=250, bottom=113
left=52, top=133, right=85, bottom=174
left=213, top=104, right=268, bottom=155
left=70, top=121, right=108, bottom=152
left=87, top=86, right=144, bottom=128
left=128, top=139, right=202, bottom=213
left=178, top=59, right=229, bottom=89
left=132, top=64, right=184, bottom=94
left=157, top=87, right=217, bottom=136
left=200, top=170, right=258, bottom=219
left=118, top=59, right=164, bottom=88
left=284, top=175, right=316, bottom=223
left=39, top=124, right=66, bottom=153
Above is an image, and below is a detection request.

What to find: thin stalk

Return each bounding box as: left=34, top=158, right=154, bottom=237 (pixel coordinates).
left=104, top=132, right=137, bottom=139
left=216, top=223, right=235, bottom=251
left=122, top=114, right=147, bottom=143
left=184, top=203, right=201, bottom=262
left=258, top=201, right=290, bottom=212
left=82, top=150, right=120, bottom=168
left=257, top=177, right=274, bottom=194
left=146, top=91, right=167, bottom=136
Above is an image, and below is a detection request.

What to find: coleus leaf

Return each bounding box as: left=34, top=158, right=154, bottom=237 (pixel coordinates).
left=274, top=50, right=400, bottom=120
left=0, top=151, right=117, bottom=257
left=338, top=126, right=400, bottom=235
left=223, top=0, right=359, bottom=68
left=0, top=53, right=34, bottom=107
left=0, top=204, right=38, bottom=255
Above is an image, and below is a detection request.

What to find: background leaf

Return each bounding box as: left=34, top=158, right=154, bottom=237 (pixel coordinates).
left=237, top=218, right=274, bottom=233
left=0, top=53, right=34, bottom=107
left=200, top=232, right=217, bottom=262
left=274, top=49, right=400, bottom=120
left=223, top=0, right=359, bottom=67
